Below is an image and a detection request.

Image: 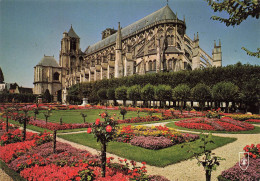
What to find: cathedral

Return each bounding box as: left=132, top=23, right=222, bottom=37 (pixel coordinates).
left=34, top=5, right=222, bottom=103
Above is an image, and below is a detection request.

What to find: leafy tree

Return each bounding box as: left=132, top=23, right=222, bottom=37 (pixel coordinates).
left=141, top=84, right=155, bottom=108
left=154, top=84, right=172, bottom=108
left=191, top=83, right=212, bottom=111
left=212, top=81, right=239, bottom=112
left=172, top=84, right=191, bottom=113
left=0, top=67, right=4, bottom=83
left=127, top=85, right=141, bottom=106
left=115, top=86, right=128, bottom=106
left=107, top=88, right=117, bottom=106
left=206, top=0, right=260, bottom=58
left=239, top=78, right=260, bottom=113
left=97, top=88, right=108, bottom=105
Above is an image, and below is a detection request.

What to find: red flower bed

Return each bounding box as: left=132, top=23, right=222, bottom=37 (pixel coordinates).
left=245, top=119, right=260, bottom=123
left=0, top=128, right=169, bottom=181
left=175, top=117, right=254, bottom=132
left=28, top=119, right=92, bottom=131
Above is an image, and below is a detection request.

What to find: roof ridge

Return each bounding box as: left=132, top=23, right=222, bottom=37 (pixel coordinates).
left=85, top=5, right=177, bottom=54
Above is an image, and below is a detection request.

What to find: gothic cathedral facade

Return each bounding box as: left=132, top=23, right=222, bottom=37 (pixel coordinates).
left=34, top=5, right=222, bottom=103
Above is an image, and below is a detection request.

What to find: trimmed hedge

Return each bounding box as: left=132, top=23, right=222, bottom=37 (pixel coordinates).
left=68, top=63, right=260, bottom=112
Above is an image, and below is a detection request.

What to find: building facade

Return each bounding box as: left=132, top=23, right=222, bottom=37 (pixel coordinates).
left=34, top=5, right=222, bottom=103
left=33, top=55, right=62, bottom=101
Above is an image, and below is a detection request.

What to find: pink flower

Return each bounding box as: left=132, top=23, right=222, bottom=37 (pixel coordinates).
left=87, top=128, right=92, bottom=133
left=95, top=118, right=100, bottom=125
left=106, top=125, right=112, bottom=133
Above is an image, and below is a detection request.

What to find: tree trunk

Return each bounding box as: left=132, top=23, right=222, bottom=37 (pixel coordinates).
left=123, top=100, right=126, bottom=107
left=53, top=130, right=57, bottom=153
left=206, top=170, right=211, bottom=181
left=101, top=141, right=107, bottom=177
left=23, top=120, right=26, bottom=141
left=6, top=117, right=9, bottom=132
left=226, top=101, right=229, bottom=113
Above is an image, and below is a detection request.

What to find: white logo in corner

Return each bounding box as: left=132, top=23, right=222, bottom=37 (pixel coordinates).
left=239, top=152, right=249, bottom=171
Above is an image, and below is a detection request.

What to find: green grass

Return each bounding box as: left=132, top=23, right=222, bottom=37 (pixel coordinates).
left=59, top=133, right=236, bottom=167
left=29, top=109, right=159, bottom=124
left=166, top=122, right=260, bottom=134
left=0, top=160, right=26, bottom=181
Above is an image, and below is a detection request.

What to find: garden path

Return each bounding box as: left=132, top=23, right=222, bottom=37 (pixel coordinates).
left=0, top=168, right=13, bottom=181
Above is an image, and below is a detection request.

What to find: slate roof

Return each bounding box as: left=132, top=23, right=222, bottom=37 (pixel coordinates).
left=68, top=26, right=80, bottom=38
left=37, top=56, right=60, bottom=68
left=85, top=5, right=177, bottom=54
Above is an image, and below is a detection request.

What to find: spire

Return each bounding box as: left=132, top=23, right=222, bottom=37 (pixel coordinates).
left=116, top=22, right=122, bottom=50
left=197, top=32, right=199, bottom=40
left=194, top=33, right=196, bottom=41
left=183, top=15, right=185, bottom=23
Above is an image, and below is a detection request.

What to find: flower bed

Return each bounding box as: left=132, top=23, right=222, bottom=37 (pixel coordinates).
left=224, top=114, right=260, bottom=121
left=175, top=117, right=254, bottom=132
left=0, top=128, right=169, bottom=180
left=116, top=125, right=199, bottom=149
left=245, top=119, right=260, bottom=123
left=218, top=144, right=260, bottom=181
left=28, top=118, right=92, bottom=130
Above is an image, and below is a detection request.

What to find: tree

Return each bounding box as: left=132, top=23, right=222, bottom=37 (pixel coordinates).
left=154, top=84, right=172, bottom=108
left=141, top=84, right=155, bottom=108
left=127, top=85, right=141, bottom=106
left=206, top=0, right=260, bottom=58
left=172, top=84, right=191, bottom=113
left=87, top=113, right=117, bottom=177
left=115, top=86, right=128, bottom=106
left=212, top=81, right=239, bottom=112
left=191, top=83, right=212, bottom=111
left=183, top=133, right=225, bottom=181
left=97, top=88, right=108, bottom=105
left=107, top=88, right=117, bottom=106
left=0, top=67, right=4, bottom=83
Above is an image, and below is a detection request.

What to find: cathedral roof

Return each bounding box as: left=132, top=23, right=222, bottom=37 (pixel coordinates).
left=37, top=55, right=60, bottom=68
left=85, top=5, right=177, bottom=54
left=68, top=26, right=80, bottom=38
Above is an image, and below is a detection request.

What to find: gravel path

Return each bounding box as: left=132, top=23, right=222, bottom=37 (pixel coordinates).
left=1, top=123, right=259, bottom=181
left=0, top=169, right=13, bottom=181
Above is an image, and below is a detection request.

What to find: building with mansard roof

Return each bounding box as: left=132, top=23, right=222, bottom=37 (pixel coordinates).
left=34, top=5, right=222, bottom=103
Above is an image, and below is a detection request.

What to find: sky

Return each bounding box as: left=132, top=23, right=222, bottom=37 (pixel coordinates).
left=0, top=0, right=259, bottom=88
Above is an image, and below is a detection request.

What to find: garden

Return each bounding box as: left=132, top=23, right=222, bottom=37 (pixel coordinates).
left=0, top=102, right=259, bottom=181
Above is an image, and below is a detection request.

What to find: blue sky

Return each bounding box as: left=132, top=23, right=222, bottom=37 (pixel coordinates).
left=0, top=0, right=259, bottom=88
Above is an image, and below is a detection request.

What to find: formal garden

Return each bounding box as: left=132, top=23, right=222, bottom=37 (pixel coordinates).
left=0, top=101, right=259, bottom=181
left=0, top=64, right=259, bottom=180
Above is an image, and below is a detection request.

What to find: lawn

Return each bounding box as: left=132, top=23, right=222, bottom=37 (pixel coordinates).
left=59, top=132, right=236, bottom=167
left=166, top=122, right=260, bottom=134
left=28, top=109, right=158, bottom=124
